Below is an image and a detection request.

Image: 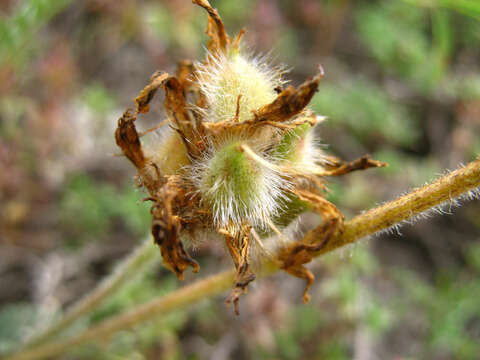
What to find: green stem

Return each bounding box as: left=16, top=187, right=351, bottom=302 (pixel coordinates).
left=22, top=236, right=157, bottom=349
left=6, top=271, right=235, bottom=360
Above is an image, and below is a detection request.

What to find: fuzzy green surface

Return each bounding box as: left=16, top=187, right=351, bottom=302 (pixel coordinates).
left=257, top=193, right=311, bottom=237
left=201, top=142, right=263, bottom=220
left=210, top=53, right=278, bottom=122
left=275, top=193, right=311, bottom=228
left=271, top=123, right=312, bottom=162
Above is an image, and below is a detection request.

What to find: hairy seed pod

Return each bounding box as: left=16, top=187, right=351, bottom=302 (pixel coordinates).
left=198, top=141, right=285, bottom=230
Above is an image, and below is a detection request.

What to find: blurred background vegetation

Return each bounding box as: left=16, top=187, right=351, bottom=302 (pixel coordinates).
left=1, top=0, right=479, bottom=359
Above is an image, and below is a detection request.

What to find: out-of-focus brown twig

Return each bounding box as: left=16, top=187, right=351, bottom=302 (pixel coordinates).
left=5, top=159, right=480, bottom=360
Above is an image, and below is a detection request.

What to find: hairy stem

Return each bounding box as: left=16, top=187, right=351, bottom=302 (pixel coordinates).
left=6, top=272, right=236, bottom=360
left=6, top=159, right=480, bottom=360
left=316, top=158, right=480, bottom=256
left=22, top=236, right=157, bottom=349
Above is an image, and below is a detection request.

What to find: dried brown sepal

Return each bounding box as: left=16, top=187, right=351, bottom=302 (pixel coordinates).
left=278, top=188, right=344, bottom=303
left=150, top=177, right=200, bottom=280
left=323, top=155, right=387, bottom=176
left=253, top=67, right=324, bottom=123
left=115, top=109, right=146, bottom=169
left=232, top=28, right=246, bottom=49
left=117, top=68, right=206, bottom=282
left=163, top=77, right=205, bottom=158
left=255, top=113, right=320, bottom=131
left=233, top=94, right=242, bottom=122
left=134, top=71, right=169, bottom=114
left=175, top=60, right=209, bottom=125
left=192, top=0, right=230, bottom=53
left=176, top=60, right=194, bottom=89
left=221, top=226, right=256, bottom=315
left=202, top=110, right=319, bottom=139
left=163, top=77, right=189, bottom=126
left=293, top=189, right=344, bottom=248
left=281, top=259, right=315, bottom=304
left=139, top=119, right=171, bottom=138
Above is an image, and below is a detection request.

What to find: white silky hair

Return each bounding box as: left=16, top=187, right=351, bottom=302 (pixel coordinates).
left=144, top=47, right=329, bottom=239
left=374, top=167, right=480, bottom=238
left=189, top=137, right=292, bottom=231
left=194, top=49, right=287, bottom=123
left=189, top=49, right=294, bottom=230
left=280, top=122, right=327, bottom=175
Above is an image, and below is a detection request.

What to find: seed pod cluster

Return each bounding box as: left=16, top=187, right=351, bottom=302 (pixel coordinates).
left=115, top=0, right=386, bottom=314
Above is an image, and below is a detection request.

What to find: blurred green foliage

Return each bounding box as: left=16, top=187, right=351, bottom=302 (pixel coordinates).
left=81, top=84, right=117, bottom=116
left=72, top=267, right=186, bottom=360
left=394, top=244, right=480, bottom=359
left=0, top=304, right=39, bottom=354
left=403, top=0, right=480, bottom=21
left=356, top=2, right=453, bottom=93
left=0, top=96, right=31, bottom=140
left=312, top=79, right=418, bottom=146
left=61, top=174, right=151, bottom=245
left=0, top=0, right=73, bottom=70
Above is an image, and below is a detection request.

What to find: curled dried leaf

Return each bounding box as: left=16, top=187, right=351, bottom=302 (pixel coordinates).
left=192, top=0, right=230, bottom=53
left=176, top=60, right=194, bottom=89
left=254, top=67, right=324, bottom=123
left=323, top=155, right=388, bottom=176
left=163, top=77, right=205, bottom=158
left=115, top=109, right=146, bottom=169
left=134, top=72, right=169, bottom=114
left=151, top=178, right=200, bottom=279
left=223, top=225, right=256, bottom=315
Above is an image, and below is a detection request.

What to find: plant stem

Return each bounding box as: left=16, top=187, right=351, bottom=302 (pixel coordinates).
left=5, top=271, right=236, bottom=360
left=6, top=159, right=480, bottom=360
left=315, top=158, right=480, bottom=256
left=22, top=236, right=157, bottom=349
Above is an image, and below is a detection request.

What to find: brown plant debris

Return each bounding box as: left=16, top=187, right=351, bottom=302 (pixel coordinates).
left=253, top=67, right=324, bottom=124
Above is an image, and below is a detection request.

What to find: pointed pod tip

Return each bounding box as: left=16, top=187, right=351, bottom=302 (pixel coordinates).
left=317, top=64, right=325, bottom=78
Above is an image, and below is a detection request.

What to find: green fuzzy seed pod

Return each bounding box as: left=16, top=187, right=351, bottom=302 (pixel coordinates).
left=218, top=55, right=276, bottom=122
left=252, top=122, right=315, bottom=235
left=200, top=142, right=266, bottom=226
left=196, top=52, right=282, bottom=123
left=271, top=123, right=312, bottom=163
left=257, top=193, right=311, bottom=237
left=275, top=193, right=311, bottom=227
